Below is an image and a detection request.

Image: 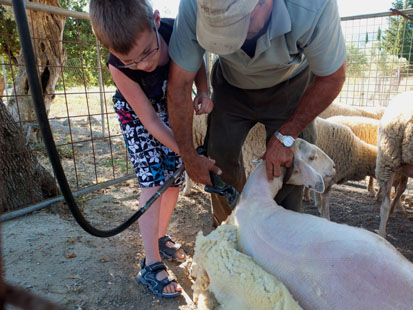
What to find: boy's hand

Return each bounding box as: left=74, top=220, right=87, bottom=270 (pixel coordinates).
left=193, top=92, right=214, bottom=115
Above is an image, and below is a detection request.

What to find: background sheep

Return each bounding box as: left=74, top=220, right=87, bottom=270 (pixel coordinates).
left=325, top=115, right=408, bottom=214
left=376, top=91, right=413, bottom=237
left=189, top=112, right=379, bottom=223
left=326, top=115, right=379, bottom=196
left=311, top=117, right=377, bottom=219
left=326, top=115, right=379, bottom=146
left=319, top=102, right=385, bottom=120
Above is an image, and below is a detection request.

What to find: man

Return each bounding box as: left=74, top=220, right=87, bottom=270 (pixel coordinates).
left=167, top=0, right=346, bottom=225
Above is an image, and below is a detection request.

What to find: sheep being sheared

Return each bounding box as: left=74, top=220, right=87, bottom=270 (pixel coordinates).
left=192, top=137, right=334, bottom=310
left=229, top=138, right=413, bottom=310
left=376, top=91, right=413, bottom=237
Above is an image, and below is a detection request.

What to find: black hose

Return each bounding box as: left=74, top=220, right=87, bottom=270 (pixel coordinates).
left=11, top=0, right=184, bottom=237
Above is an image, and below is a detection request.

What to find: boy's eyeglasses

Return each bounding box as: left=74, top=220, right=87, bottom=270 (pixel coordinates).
left=116, top=24, right=159, bottom=69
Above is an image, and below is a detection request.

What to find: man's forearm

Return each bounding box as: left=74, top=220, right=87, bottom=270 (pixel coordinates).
left=279, top=63, right=346, bottom=137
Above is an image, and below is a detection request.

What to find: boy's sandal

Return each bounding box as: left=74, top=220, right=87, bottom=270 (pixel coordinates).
left=159, top=235, right=186, bottom=263
left=137, top=259, right=181, bottom=299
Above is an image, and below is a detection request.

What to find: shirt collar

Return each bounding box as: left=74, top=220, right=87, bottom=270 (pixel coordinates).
left=269, top=0, right=291, bottom=38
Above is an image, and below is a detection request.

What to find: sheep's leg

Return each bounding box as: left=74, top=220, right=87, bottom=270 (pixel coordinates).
left=367, top=176, right=376, bottom=197
left=390, top=175, right=408, bottom=215
left=303, top=187, right=311, bottom=202
left=314, top=192, right=322, bottom=215
left=379, top=175, right=394, bottom=237
left=183, top=172, right=192, bottom=196
left=319, top=186, right=332, bottom=220
left=314, top=185, right=332, bottom=220
left=375, top=185, right=384, bottom=202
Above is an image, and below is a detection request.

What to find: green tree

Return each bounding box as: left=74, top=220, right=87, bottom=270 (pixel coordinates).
left=59, top=0, right=112, bottom=88
left=382, top=0, right=413, bottom=63
left=346, top=44, right=368, bottom=78
left=0, top=5, right=19, bottom=65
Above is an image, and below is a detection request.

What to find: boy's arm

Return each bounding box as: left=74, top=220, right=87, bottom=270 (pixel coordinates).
left=167, top=60, right=220, bottom=186
left=193, top=60, right=213, bottom=115
left=109, top=65, right=180, bottom=154
left=194, top=60, right=209, bottom=96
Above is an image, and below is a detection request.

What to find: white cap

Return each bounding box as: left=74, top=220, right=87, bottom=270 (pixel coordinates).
left=196, top=0, right=259, bottom=55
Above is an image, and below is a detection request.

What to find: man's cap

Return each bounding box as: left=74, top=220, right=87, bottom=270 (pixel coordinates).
left=196, top=0, right=259, bottom=55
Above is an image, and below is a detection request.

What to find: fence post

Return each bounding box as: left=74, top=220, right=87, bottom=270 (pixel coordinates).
left=96, top=39, right=105, bottom=136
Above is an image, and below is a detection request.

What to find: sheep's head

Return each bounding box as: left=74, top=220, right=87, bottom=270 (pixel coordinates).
left=286, top=138, right=336, bottom=193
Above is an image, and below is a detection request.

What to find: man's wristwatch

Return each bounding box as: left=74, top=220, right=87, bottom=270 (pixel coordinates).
left=274, top=131, right=295, bottom=147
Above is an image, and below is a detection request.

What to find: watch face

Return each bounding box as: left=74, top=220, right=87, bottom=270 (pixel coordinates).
left=275, top=131, right=295, bottom=147
left=284, top=136, right=294, bottom=147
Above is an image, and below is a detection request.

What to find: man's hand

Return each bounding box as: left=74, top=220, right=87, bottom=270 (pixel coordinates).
left=263, top=136, right=294, bottom=180
left=184, top=153, right=222, bottom=186
left=193, top=92, right=214, bottom=115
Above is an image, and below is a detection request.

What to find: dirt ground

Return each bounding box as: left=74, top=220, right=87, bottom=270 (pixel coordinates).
left=3, top=177, right=413, bottom=310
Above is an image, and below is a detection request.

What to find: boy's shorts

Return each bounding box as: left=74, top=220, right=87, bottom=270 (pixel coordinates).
left=113, top=97, right=184, bottom=188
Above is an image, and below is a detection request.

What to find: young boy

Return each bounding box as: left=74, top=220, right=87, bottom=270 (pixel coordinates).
left=89, top=0, right=213, bottom=298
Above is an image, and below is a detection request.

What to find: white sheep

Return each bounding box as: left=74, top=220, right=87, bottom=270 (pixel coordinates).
left=376, top=91, right=413, bottom=237
left=192, top=138, right=334, bottom=310
left=319, top=102, right=385, bottom=120
left=230, top=139, right=413, bottom=310
left=310, top=117, right=377, bottom=219
left=326, top=115, right=379, bottom=196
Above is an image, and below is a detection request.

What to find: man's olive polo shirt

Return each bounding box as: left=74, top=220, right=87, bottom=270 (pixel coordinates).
left=169, top=0, right=347, bottom=90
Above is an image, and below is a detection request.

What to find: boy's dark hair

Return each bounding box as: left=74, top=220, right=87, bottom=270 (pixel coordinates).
left=89, top=0, right=154, bottom=54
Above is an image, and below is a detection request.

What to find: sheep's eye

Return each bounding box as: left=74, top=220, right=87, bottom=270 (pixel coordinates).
left=308, top=155, right=315, bottom=161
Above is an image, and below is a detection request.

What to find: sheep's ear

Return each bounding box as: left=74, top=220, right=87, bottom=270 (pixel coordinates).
left=290, top=158, right=325, bottom=193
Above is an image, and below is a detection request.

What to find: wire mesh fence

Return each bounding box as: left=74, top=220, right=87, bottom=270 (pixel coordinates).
left=0, top=3, right=413, bottom=214
left=338, top=9, right=413, bottom=106
left=0, top=1, right=135, bottom=215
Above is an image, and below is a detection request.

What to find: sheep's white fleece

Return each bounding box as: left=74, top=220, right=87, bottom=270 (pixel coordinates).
left=192, top=224, right=302, bottom=310
left=326, top=115, right=379, bottom=146
left=319, top=102, right=385, bottom=120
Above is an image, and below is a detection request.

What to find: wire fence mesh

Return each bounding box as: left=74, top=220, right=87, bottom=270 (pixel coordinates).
left=338, top=10, right=413, bottom=106
left=0, top=2, right=135, bottom=214
left=0, top=3, right=413, bottom=214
